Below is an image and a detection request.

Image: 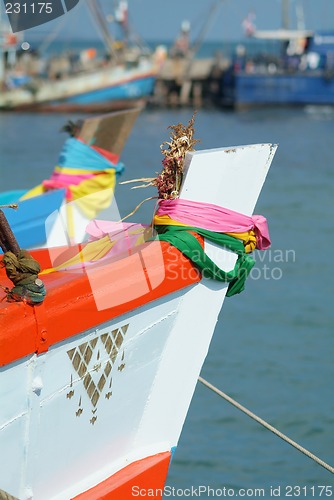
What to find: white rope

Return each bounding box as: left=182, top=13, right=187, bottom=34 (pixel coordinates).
left=0, top=204, right=18, bottom=210
left=198, top=376, right=334, bottom=474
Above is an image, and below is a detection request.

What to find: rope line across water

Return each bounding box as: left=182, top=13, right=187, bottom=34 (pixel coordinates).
left=198, top=376, right=334, bottom=475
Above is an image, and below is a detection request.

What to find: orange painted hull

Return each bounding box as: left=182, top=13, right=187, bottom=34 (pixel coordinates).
left=0, top=239, right=202, bottom=367
left=73, top=452, right=171, bottom=500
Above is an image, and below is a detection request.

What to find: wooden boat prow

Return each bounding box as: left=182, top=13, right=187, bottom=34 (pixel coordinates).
left=0, top=143, right=277, bottom=499
left=78, top=107, right=142, bottom=155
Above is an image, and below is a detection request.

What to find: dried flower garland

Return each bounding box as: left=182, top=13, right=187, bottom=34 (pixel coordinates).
left=155, top=113, right=199, bottom=198
left=121, top=113, right=199, bottom=200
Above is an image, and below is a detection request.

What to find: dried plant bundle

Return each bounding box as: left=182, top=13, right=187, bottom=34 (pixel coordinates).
left=156, top=113, right=199, bottom=199
left=120, top=113, right=199, bottom=199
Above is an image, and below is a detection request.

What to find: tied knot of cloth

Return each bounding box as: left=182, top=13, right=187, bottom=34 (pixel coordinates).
left=19, top=138, right=125, bottom=220
left=153, top=198, right=271, bottom=297
left=2, top=250, right=46, bottom=304
left=154, top=198, right=271, bottom=250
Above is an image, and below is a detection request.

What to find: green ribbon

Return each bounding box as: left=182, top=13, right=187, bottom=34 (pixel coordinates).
left=155, top=225, right=255, bottom=297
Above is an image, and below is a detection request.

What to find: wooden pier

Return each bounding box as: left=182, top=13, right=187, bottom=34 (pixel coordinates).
left=150, top=55, right=230, bottom=108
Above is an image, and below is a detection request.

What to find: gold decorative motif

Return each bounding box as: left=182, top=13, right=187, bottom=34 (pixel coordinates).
left=66, top=323, right=129, bottom=423
left=76, top=396, right=83, bottom=417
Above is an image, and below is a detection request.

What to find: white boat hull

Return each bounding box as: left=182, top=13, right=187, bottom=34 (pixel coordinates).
left=0, top=143, right=277, bottom=499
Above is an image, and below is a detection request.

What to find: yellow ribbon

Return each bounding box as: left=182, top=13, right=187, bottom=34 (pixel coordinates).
left=154, top=214, right=256, bottom=253
left=225, top=230, right=257, bottom=253
left=20, top=168, right=117, bottom=221
left=70, top=169, right=116, bottom=219
left=20, top=184, right=44, bottom=200
left=41, top=235, right=115, bottom=274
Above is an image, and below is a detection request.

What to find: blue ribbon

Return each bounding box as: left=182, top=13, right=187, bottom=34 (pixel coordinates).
left=58, top=138, right=124, bottom=174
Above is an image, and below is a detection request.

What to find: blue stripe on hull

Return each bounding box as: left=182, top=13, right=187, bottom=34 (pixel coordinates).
left=60, top=76, right=155, bottom=105
left=235, top=73, right=334, bottom=105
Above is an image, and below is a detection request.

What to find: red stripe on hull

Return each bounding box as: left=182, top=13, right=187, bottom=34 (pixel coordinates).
left=0, top=239, right=202, bottom=366
left=73, top=452, right=171, bottom=500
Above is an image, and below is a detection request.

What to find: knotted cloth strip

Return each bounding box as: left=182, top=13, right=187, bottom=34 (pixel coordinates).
left=154, top=198, right=271, bottom=250
left=2, top=250, right=46, bottom=304
left=154, top=198, right=270, bottom=297
left=156, top=225, right=255, bottom=297
left=20, top=138, right=124, bottom=219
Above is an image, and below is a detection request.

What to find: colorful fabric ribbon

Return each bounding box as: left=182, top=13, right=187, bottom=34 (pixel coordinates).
left=20, top=138, right=124, bottom=219
left=153, top=197, right=271, bottom=296
left=40, top=196, right=269, bottom=299
left=41, top=222, right=149, bottom=274
left=154, top=198, right=270, bottom=250
left=57, top=137, right=122, bottom=172
left=156, top=225, right=255, bottom=297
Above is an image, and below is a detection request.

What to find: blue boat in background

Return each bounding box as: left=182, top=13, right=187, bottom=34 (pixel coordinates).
left=222, top=30, right=334, bottom=108
left=0, top=1, right=162, bottom=112
left=221, top=1, right=334, bottom=109
left=0, top=60, right=158, bottom=112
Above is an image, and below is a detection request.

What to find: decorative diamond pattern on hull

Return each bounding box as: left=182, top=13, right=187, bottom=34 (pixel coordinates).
left=67, top=323, right=129, bottom=421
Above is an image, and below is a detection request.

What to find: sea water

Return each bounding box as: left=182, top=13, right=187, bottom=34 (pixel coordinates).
left=0, top=106, right=333, bottom=499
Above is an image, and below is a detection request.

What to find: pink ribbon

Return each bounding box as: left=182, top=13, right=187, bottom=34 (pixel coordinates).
left=156, top=198, right=271, bottom=250
left=42, top=172, right=96, bottom=199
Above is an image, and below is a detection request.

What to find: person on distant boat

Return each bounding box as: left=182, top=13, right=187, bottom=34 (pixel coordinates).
left=170, top=20, right=190, bottom=58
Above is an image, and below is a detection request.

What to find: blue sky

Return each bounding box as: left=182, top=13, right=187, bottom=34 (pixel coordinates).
left=26, top=0, right=334, bottom=45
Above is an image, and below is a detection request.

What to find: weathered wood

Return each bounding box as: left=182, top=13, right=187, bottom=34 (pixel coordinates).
left=0, top=210, right=20, bottom=256
left=79, top=107, right=142, bottom=154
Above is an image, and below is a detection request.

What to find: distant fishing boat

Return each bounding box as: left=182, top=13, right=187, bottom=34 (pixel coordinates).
left=0, top=115, right=276, bottom=499
left=0, top=1, right=161, bottom=111
left=0, top=61, right=158, bottom=112
left=0, top=107, right=141, bottom=249
left=221, top=1, right=334, bottom=108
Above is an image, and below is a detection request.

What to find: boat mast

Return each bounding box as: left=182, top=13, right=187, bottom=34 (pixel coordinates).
left=181, top=0, right=224, bottom=80
left=0, top=6, right=5, bottom=84
left=114, top=0, right=129, bottom=43
left=282, top=0, right=290, bottom=29
left=282, top=0, right=305, bottom=31
left=189, top=0, right=223, bottom=59
left=296, top=0, right=305, bottom=30
left=86, top=0, right=117, bottom=59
